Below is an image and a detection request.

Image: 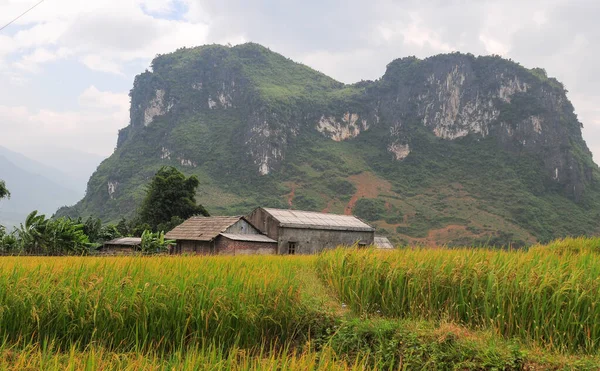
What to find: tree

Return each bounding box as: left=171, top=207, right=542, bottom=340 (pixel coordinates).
left=0, top=180, right=9, bottom=200
left=82, top=216, right=102, bottom=242
left=0, top=225, right=17, bottom=253
left=138, top=167, right=209, bottom=230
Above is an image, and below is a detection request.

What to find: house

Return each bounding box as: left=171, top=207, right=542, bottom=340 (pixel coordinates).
left=100, top=237, right=141, bottom=255
left=246, top=207, right=375, bottom=255
left=374, top=236, right=394, bottom=249
left=165, top=216, right=277, bottom=255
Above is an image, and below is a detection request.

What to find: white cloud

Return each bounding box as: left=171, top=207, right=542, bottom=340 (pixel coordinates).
left=0, top=0, right=599, bottom=164
left=0, top=86, right=129, bottom=156
left=0, top=0, right=210, bottom=80
left=78, top=85, right=129, bottom=111
left=13, top=47, right=71, bottom=72
left=400, top=13, right=456, bottom=53
left=479, top=34, right=510, bottom=56
left=80, top=54, right=124, bottom=75
left=300, top=49, right=381, bottom=83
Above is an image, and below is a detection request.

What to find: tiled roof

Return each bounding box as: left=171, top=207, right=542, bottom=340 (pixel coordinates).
left=104, top=237, right=141, bottom=246
left=374, top=236, right=394, bottom=249
left=165, top=216, right=243, bottom=241
left=262, top=208, right=374, bottom=232
left=220, top=233, right=277, bottom=243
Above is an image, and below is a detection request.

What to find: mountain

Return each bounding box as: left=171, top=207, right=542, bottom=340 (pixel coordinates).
left=57, top=43, right=600, bottom=245
left=0, top=149, right=82, bottom=228
left=14, top=146, right=104, bottom=194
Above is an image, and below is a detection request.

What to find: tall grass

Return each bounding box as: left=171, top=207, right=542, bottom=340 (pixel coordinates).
left=317, top=238, right=600, bottom=353
left=0, top=256, right=331, bottom=353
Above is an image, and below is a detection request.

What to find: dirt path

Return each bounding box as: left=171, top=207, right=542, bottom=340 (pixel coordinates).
left=321, top=199, right=334, bottom=213
left=287, top=184, right=296, bottom=207
left=295, top=260, right=350, bottom=317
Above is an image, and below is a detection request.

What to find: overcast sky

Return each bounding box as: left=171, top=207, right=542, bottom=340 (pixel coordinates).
left=1, top=0, right=599, bottom=163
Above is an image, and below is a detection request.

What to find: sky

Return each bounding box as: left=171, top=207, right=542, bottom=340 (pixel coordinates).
left=1, top=0, right=599, bottom=163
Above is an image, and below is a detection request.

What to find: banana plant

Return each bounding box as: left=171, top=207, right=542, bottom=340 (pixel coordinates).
left=140, top=230, right=175, bottom=254
left=16, top=211, right=90, bottom=255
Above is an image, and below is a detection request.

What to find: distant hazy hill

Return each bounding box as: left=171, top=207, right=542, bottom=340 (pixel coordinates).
left=0, top=148, right=83, bottom=228
left=1, top=146, right=104, bottom=195
left=57, top=43, right=600, bottom=245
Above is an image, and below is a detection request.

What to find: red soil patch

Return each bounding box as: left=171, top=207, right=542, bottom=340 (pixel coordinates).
left=344, top=173, right=392, bottom=215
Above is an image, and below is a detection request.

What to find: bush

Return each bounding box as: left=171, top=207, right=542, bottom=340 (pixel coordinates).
left=353, top=199, right=386, bottom=222
left=325, top=179, right=356, bottom=197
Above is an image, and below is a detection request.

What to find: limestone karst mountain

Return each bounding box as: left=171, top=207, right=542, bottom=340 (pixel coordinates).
left=57, top=43, right=600, bottom=245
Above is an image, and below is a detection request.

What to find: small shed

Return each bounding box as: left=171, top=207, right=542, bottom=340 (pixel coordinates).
left=165, top=216, right=277, bottom=255
left=246, top=207, right=375, bottom=255
left=100, top=237, right=141, bottom=255
left=374, top=236, right=394, bottom=249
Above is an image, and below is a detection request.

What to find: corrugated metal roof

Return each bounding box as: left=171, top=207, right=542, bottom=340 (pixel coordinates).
left=104, top=237, right=141, bottom=246
left=165, top=216, right=243, bottom=241
left=220, top=233, right=277, bottom=243
left=374, top=236, right=394, bottom=249
left=262, top=208, right=374, bottom=232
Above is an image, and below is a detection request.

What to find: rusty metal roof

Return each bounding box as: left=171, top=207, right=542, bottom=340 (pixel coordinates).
left=220, top=233, right=277, bottom=243
left=262, top=208, right=374, bottom=232
left=374, top=236, right=394, bottom=249
left=104, top=237, right=141, bottom=246
left=165, top=216, right=243, bottom=241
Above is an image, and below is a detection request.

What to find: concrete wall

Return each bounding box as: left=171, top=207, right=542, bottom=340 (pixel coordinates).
left=215, top=236, right=276, bottom=255
left=224, top=219, right=261, bottom=234
left=278, top=227, right=374, bottom=255
left=246, top=208, right=280, bottom=240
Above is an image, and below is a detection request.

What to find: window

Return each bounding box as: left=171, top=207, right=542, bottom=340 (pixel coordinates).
left=288, top=242, right=297, bottom=255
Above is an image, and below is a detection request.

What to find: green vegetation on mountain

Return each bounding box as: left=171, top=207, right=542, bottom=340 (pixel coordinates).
left=57, top=43, right=600, bottom=245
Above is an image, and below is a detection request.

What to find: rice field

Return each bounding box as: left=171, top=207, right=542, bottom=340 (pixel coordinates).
left=317, top=237, right=600, bottom=353
left=0, top=256, right=332, bottom=353
left=2, top=238, right=600, bottom=369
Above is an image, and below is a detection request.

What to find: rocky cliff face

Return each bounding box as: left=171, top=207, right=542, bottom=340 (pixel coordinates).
left=373, top=55, right=593, bottom=200
left=58, top=43, right=600, bottom=245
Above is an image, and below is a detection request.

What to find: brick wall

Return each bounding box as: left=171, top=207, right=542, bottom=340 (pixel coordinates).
left=215, top=236, right=277, bottom=255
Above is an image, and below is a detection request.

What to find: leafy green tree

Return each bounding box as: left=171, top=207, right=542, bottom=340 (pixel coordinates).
left=82, top=216, right=102, bottom=242
left=138, top=167, right=209, bottom=230
left=0, top=225, right=17, bottom=253
left=116, top=218, right=130, bottom=236
left=98, top=224, right=121, bottom=242
left=0, top=180, right=9, bottom=200
left=157, top=216, right=185, bottom=235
